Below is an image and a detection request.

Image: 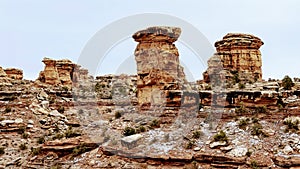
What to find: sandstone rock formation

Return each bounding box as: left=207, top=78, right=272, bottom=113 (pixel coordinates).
left=0, top=66, right=7, bottom=77
left=203, top=33, right=264, bottom=84
left=38, top=58, right=61, bottom=86
left=4, top=68, right=23, bottom=80
left=37, top=58, right=90, bottom=88
left=133, top=26, right=187, bottom=109
left=56, top=59, right=75, bottom=87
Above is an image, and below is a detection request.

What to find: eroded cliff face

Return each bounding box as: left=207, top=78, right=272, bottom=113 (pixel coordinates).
left=37, top=58, right=89, bottom=88
left=204, top=33, right=264, bottom=84
left=133, top=26, right=187, bottom=109
left=4, top=68, right=23, bottom=80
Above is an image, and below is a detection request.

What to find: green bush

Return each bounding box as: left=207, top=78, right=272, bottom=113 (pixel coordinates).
left=37, top=136, right=45, bottom=144
left=235, top=105, right=248, bottom=115
left=52, top=133, right=65, bottom=140
left=5, top=106, right=12, bottom=113
left=18, top=126, right=26, bottom=134
left=283, top=118, right=299, bottom=131
left=186, top=140, right=195, bottom=149
left=65, top=127, right=81, bottom=138
left=150, top=119, right=160, bottom=128
left=136, top=126, right=146, bottom=133
left=114, top=111, right=122, bottom=119
left=0, top=147, right=4, bottom=155
left=250, top=160, right=259, bottom=169
left=57, top=106, right=65, bottom=113
left=22, top=132, right=29, bottom=139
left=31, top=147, right=41, bottom=156
left=192, top=130, right=203, bottom=139
left=251, top=123, right=264, bottom=136
left=123, top=127, right=136, bottom=136
left=213, top=130, right=228, bottom=142
left=282, top=75, right=294, bottom=90
left=238, top=83, right=245, bottom=89
left=72, top=143, right=87, bottom=156
left=254, top=106, right=267, bottom=114
left=238, top=118, right=249, bottom=130
left=19, top=143, right=27, bottom=150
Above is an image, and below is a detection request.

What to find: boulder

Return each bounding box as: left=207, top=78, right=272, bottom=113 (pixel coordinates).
left=121, top=134, right=143, bottom=149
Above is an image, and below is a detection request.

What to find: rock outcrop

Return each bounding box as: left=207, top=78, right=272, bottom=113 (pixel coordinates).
left=37, top=58, right=90, bottom=88
left=38, top=58, right=61, bottom=86
left=0, top=66, right=7, bottom=77
left=56, top=59, right=75, bottom=87
left=4, top=68, right=23, bottom=80
left=133, top=26, right=187, bottom=109
left=203, top=33, right=264, bottom=84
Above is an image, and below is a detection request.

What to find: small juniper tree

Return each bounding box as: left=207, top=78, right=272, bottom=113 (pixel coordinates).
left=282, top=75, right=294, bottom=90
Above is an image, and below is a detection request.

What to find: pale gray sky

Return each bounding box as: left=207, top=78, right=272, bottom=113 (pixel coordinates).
left=0, top=0, right=299, bottom=81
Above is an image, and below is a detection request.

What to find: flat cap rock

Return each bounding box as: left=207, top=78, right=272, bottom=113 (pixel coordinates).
left=132, top=26, right=181, bottom=43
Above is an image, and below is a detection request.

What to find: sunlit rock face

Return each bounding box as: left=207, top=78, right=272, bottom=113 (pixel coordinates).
left=133, top=26, right=187, bottom=109
left=204, top=33, right=264, bottom=84
left=37, top=58, right=61, bottom=86
left=4, top=68, right=23, bottom=80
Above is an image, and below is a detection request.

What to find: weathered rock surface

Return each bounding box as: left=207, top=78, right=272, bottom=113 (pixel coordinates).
left=4, top=68, right=23, bottom=80
left=56, top=59, right=75, bottom=87
left=38, top=58, right=61, bottom=85
left=37, top=58, right=90, bottom=88
left=133, top=26, right=187, bottom=109
left=0, top=66, right=7, bottom=77
left=204, top=33, right=264, bottom=84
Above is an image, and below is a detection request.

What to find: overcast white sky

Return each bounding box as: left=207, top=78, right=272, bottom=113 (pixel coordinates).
left=0, top=0, right=299, bottom=81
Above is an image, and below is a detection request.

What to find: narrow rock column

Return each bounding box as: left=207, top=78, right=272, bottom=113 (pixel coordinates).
left=41, top=58, right=61, bottom=85
left=132, top=26, right=186, bottom=109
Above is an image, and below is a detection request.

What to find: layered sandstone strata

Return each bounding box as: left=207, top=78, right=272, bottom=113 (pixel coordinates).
left=0, top=66, right=7, bottom=77
left=56, top=59, right=75, bottom=87
left=4, top=68, right=23, bottom=80
left=203, top=33, right=264, bottom=84
left=38, top=58, right=61, bottom=85
left=133, top=26, right=187, bottom=108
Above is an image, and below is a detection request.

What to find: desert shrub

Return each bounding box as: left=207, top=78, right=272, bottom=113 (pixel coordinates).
left=254, top=106, right=267, bottom=114
left=246, top=149, right=252, bottom=157
left=282, top=75, right=294, bottom=90
left=238, top=118, right=249, bottom=130
left=283, top=118, right=299, bottom=131
left=72, top=143, right=87, bottom=156
left=114, top=111, right=122, bottom=119
left=78, top=109, right=84, bottom=114
left=18, top=126, right=26, bottom=134
left=52, top=133, right=65, bottom=140
left=213, top=130, right=228, bottom=142
left=150, top=119, right=160, bottom=128
left=235, top=105, right=248, bottom=115
left=251, top=123, right=266, bottom=136
left=136, top=126, right=146, bottom=133
left=192, top=130, right=203, bottom=139
left=62, top=86, right=69, bottom=92
left=251, top=117, right=259, bottom=124
left=0, top=147, right=4, bottom=155
left=37, top=136, right=45, bottom=144
left=65, top=127, right=81, bottom=138
left=5, top=106, right=12, bottom=113
left=186, top=140, right=195, bottom=149
left=250, top=160, right=259, bottom=169
left=123, top=127, right=136, bottom=136
left=19, top=143, right=27, bottom=150
left=31, top=147, right=41, bottom=155
left=22, top=132, right=29, bottom=139
left=238, top=83, right=245, bottom=89
left=57, top=106, right=65, bottom=113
